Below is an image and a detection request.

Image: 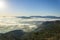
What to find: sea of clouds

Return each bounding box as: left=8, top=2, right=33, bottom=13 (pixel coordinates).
left=0, top=16, right=60, bottom=33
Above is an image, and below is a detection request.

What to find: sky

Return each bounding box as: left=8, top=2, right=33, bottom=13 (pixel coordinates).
left=0, top=0, right=60, bottom=16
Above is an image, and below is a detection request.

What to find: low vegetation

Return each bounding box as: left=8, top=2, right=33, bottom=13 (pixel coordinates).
left=21, top=20, right=60, bottom=40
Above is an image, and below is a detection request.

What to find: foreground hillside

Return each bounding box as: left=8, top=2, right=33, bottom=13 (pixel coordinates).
left=21, top=20, right=60, bottom=40
left=0, top=20, right=60, bottom=40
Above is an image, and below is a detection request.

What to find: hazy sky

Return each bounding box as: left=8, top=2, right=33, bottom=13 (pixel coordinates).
left=0, top=0, right=60, bottom=16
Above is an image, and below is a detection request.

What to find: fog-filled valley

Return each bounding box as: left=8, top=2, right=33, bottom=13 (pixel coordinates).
left=0, top=16, right=60, bottom=40
left=0, top=16, right=60, bottom=33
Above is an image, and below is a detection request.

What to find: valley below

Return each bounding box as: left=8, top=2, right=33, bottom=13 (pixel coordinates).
left=0, top=16, right=60, bottom=40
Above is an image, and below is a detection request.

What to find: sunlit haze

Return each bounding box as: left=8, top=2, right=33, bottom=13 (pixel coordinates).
left=0, top=0, right=60, bottom=16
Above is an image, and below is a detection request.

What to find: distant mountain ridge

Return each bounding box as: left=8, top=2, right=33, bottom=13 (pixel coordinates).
left=16, top=16, right=60, bottom=19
